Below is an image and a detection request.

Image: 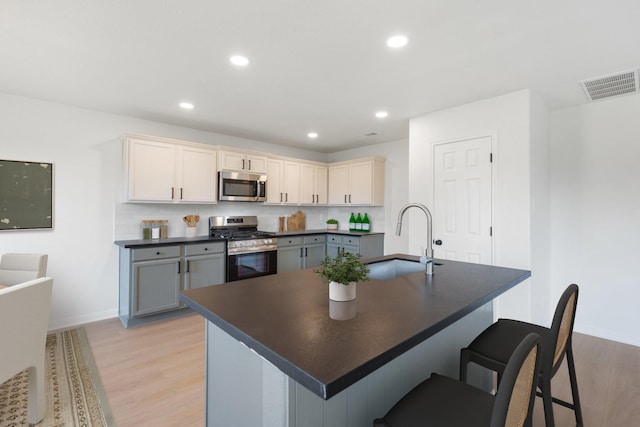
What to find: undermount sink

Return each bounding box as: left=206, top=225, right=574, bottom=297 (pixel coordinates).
left=366, top=258, right=425, bottom=280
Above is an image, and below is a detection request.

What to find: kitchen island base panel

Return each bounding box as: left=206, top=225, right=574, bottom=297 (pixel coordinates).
left=205, top=303, right=492, bottom=427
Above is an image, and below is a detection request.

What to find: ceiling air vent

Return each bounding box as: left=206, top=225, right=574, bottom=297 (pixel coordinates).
left=580, top=69, right=639, bottom=101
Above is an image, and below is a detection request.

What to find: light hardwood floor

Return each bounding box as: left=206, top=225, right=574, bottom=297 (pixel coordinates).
left=84, top=315, right=640, bottom=426
left=84, top=314, right=205, bottom=427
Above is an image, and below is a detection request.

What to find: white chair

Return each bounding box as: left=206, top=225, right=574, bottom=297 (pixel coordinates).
left=0, top=277, right=53, bottom=424
left=0, top=253, right=48, bottom=288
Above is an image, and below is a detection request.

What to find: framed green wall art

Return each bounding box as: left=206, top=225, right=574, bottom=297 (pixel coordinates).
left=0, top=159, right=54, bottom=230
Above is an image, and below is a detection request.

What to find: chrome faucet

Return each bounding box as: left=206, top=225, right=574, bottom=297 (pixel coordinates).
left=396, top=203, right=434, bottom=275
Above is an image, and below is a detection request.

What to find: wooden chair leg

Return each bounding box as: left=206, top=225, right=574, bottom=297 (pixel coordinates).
left=566, top=345, right=584, bottom=427
left=460, top=349, right=469, bottom=382
left=540, top=374, right=556, bottom=427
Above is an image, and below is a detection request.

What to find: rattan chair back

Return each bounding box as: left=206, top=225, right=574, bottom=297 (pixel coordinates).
left=491, top=333, right=541, bottom=427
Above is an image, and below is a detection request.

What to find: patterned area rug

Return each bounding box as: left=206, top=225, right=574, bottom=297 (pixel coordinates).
left=0, top=328, right=114, bottom=426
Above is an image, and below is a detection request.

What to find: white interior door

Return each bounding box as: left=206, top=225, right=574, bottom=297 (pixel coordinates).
left=433, top=136, right=492, bottom=264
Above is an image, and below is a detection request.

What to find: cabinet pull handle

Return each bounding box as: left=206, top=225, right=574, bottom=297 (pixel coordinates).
left=300, top=248, right=303, bottom=257
left=171, top=187, right=175, bottom=199
left=285, top=193, right=288, bottom=202
left=344, top=194, right=347, bottom=203
left=186, top=260, right=190, bottom=273
left=280, top=192, right=283, bottom=202
left=242, top=159, right=246, bottom=170
left=204, top=247, right=208, bottom=251
left=316, top=194, right=319, bottom=203
left=349, top=194, right=351, bottom=203
left=177, top=261, right=181, bottom=274
left=248, top=159, right=251, bottom=170
left=180, top=187, right=183, bottom=200
left=305, top=247, right=308, bottom=257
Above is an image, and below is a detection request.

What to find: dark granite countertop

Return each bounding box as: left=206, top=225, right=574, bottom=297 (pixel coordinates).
left=115, top=230, right=383, bottom=248
left=275, top=229, right=384, bottom=237
left=114, top=235, right=226, bottom=248
left=180, top=254, right=530, bottom=400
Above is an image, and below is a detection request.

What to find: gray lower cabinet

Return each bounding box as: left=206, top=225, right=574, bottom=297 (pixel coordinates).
left=119, top=241, right=225, bottom=327
left=326, top=233, right=384, bottom=259
left=303, top=235, right=326, bottom=269
left=184, top=242, right=226, bottom=291
left=132, top=256, right=182, bottom=316
left=277, top=234, right=327, bottom=274
left=277, top=236, right=303, bottom=273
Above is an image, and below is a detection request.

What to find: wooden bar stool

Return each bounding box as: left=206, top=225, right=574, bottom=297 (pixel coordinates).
left=374, top=333, right=541, bottom=427
left=460, top=284, right=583, bottom=427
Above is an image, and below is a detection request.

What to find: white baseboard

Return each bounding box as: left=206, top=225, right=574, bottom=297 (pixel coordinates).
left=574, top=325, right=640, bottom=348
left=49, top=309, right=119, bottom=332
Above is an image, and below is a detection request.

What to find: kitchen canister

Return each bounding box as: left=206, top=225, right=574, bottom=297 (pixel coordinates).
left=184, top=214, right=200, bottom=237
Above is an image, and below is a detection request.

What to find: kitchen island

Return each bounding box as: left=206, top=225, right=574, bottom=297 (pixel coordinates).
left=181, top=254, right=530, bottom=426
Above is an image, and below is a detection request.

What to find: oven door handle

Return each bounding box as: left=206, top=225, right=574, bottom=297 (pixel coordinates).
left=227, top=247, right=278, bottom=255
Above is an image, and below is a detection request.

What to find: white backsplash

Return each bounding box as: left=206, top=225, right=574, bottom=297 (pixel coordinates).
left=114, top=202, right=383, bottom=240
left=326, top=207, right=385, bottom=232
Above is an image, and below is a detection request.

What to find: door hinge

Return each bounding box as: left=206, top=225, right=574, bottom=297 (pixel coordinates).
left=489, top=153, right=493, bottom=163
left=489, top=226, right=493, bottom=236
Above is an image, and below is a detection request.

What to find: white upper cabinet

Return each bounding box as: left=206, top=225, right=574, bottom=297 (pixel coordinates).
left=219, top=150, right=267, bottom=174
left=124, top=136, right=217, bottom=204
left=300, top=163, right=328, bottom=205
left=283, top=161, right=301, bottom=204
left=178, top=146, right=218, bottom=203
left=124, top=134, right=384, bottom=207
left=266, top=159, right=284, bottom=203
left=328, top=158, right=385, bottom=206
left=126, top=138, right=176, bottom=202
left=267, top=159, right=327, bottom=205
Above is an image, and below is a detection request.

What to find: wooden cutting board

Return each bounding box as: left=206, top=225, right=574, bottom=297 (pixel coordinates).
left=287, top=211, right=306, bottom=231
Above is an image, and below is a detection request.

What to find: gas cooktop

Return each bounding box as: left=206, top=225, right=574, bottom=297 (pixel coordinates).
left=209, top=215, right=274, bottom=241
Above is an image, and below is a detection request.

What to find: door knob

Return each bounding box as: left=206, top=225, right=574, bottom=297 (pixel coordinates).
left=434, top=239, right=443, bottom=246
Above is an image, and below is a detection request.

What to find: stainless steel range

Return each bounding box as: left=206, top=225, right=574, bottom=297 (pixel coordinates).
left=209, top=216, right=278, bottom=282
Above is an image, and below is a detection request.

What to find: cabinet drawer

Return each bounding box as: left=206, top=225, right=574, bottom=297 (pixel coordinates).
left=327, top=234, right=341, bottom=244
left=304, top=234, right=326, bottom=244
left=278, top=236, right=303, bottom=247
left=185, top=242, right=225, bottom=257
left=132, top=245, right=181, bottom=262
left=341, top=236, right=360, bottom=246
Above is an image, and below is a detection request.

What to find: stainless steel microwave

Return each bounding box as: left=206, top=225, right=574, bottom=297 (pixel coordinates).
left=218, top=171, right=267, bottom=202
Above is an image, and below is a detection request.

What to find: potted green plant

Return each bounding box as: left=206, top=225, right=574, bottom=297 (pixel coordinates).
left=326, top=218, right=339, bottom=230
left=315, top=252, right=369, bottom=301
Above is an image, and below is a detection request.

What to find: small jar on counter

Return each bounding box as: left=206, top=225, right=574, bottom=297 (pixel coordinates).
left=151, top=220, right=161, bottom=239
left=142, top=220, right=152, bottom=239
left=159, top=220, right=168, bottom=238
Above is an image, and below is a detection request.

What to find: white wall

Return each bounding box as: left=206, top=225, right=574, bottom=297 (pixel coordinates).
left=408, top=90, right=546, bottom=322
left=0, top=92, right=330, bottom=330
left=328, top=139, right=409, bottom=255
left=529, top=92, right=552, bottom=325
left=550, top=94, right=640, bottom=346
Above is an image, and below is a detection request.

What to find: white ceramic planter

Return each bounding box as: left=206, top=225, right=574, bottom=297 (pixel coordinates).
left=327, top=223, right=338, bottom=230
left=329, top=281, right=356, bottom=301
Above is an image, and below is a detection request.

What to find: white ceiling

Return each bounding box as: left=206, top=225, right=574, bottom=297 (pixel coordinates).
left=2, top=1, right=639, bottom=153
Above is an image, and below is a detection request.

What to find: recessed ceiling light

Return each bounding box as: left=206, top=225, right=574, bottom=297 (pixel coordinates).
left=307, top=132, right=318, bottom=139
left=386, top=35, right=408, bottom=48
left=375, top=111, right=388, bottom=118
left=179, top=102, right=194, bottom=110
left=230, top=55, right=250, bottom=66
